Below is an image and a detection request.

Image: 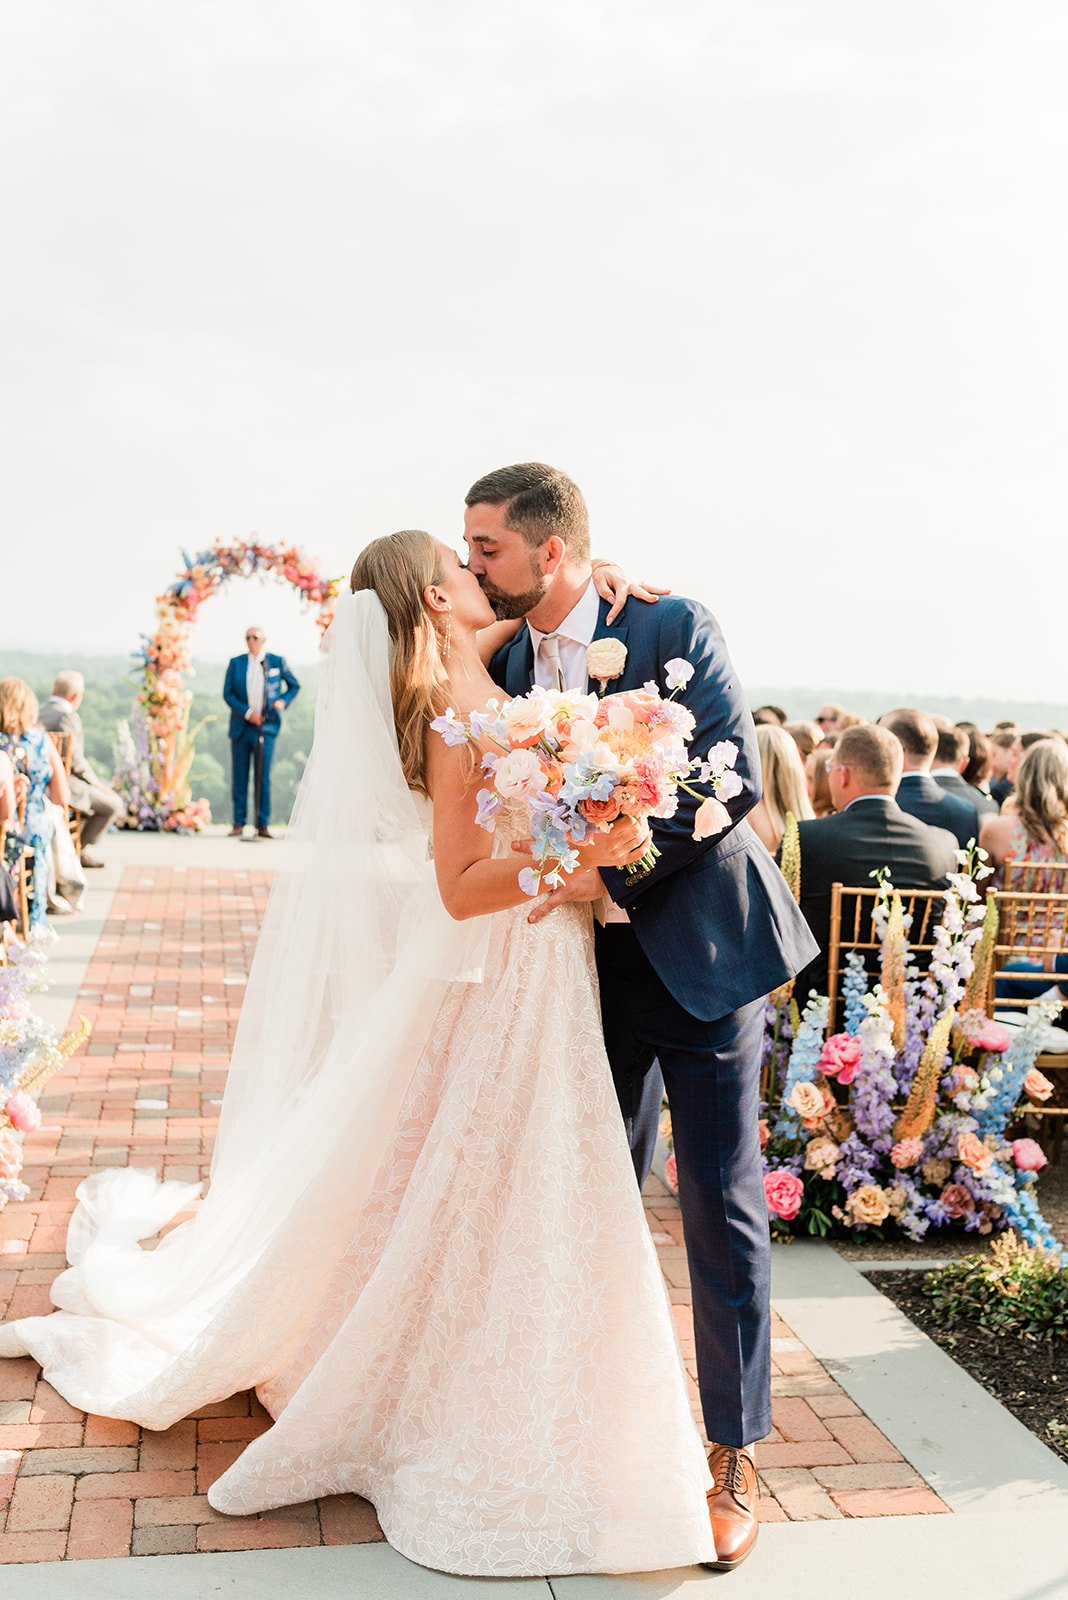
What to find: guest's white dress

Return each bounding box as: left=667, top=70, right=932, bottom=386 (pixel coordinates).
left=0, top=801, right=715, bottom=1575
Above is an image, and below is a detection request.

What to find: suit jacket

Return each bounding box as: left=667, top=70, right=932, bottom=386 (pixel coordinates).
left=490, top=594, right=817, bottom=1022
left=932, top=770, right=997, bottom=817
left=792, top=797, right=958, bottom=998
left=223, top=653, right=300, bottom=739
left=895, top=772, right=979, bottom=851
left=38, top=697, right=100, bottom=814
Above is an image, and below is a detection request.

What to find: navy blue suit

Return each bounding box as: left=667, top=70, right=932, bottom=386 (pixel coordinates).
left=223, top=653, right=300, bottom=829
left=895, top=772, right=979, bottom=851
left=491, top=594, right=816, bottom=1448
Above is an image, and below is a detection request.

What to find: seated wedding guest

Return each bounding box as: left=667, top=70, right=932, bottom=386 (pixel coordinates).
left=815, top=703, right=845, bottom=736
left=956, top=723, right=998, bottom=815
left=786, top=720, right=823, bottom=761
left=989, top=727, right=1023, bottom=808
left=0, top=751, right=19, bottom=929
left=834, top=712, right=866, bottom=733
left=880, top=709, right=979, bottom=850
left=930, top=724, right=981, bottom=809
left=1022, top=729, right=1067, bottom=750
left=753, top=704, right=788, bottom=726
left=749, top=723, right=814, bottom=854
left=788, top=724, right=957, bottom=997
left=806, top=747, right=836, bottom=817
left=0, top=678, right=69, bottom=931
left=981, top=739, right=1068, bottom=1013
left=39, top=671, right=124, bottom=868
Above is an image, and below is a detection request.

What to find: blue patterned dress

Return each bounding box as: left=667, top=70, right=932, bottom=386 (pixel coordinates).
left=0, top=728, right=55, bottom=931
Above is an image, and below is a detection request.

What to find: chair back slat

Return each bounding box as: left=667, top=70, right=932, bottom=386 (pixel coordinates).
left=826, top=884, right=947, bottom=1029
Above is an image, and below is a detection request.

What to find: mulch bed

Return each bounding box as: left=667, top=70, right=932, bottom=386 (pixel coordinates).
left=869, top=1270, right=1067, bottom=1467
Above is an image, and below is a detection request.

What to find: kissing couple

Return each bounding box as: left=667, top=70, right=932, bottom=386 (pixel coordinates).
left=0, top=462, right=815, bottom=1576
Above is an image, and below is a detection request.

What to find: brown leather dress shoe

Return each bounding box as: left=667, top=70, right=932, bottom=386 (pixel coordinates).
left=704, top=1444, right=759, bottom=1571
left=257, top=827, right=273, bottom=839
left=229, top=826, right=244, bottom=837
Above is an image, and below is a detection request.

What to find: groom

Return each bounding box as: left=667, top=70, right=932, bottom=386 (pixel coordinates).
left=468, top=463, right=817, bottom=1573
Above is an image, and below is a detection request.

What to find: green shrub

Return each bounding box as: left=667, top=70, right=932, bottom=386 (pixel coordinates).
left=922, top=1234, right=1068, bottom=1342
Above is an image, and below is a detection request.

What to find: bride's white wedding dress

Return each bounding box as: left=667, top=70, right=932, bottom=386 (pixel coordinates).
left=0, top=593, right=716, bottom=1576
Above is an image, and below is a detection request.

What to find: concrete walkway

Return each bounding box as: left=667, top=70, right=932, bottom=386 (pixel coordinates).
left=2, top=832, right=1066, bottom=1597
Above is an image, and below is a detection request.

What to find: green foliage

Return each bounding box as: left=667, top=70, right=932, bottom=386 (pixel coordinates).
left=922, top=1234, right=1068, bottom=1343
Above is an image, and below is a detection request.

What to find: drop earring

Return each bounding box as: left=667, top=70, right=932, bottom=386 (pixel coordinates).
left=443, top=611, right=453, bottom=660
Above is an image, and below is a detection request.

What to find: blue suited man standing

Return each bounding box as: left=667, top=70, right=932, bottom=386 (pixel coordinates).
left=223, top=626, right=300, bottom=838
left=470, top=463, right=817, bottom=1574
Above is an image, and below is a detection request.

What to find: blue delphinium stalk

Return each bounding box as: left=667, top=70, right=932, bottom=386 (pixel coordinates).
left=842, top=952, right=868, bottom=1036
left=972, top=1005, right=1057, bottom=1137
left=773, top=993, right=829, bottom=1138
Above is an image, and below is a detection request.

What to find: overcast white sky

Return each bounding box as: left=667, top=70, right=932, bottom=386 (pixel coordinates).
left=1, top=2, right=1064, bottom=696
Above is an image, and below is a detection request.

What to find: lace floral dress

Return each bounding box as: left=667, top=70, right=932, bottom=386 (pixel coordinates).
left=1, top=802, right=715, bottom=1575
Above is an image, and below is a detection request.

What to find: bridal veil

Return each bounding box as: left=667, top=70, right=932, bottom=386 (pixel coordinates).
left=0, top=588, right=489, bottom=1424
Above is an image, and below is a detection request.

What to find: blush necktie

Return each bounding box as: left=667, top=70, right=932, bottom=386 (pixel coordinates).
left=540, top=635, right=566, bottom=692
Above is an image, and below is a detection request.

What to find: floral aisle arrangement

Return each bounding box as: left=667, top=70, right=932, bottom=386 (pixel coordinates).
left=761, top=845, right=1062, bottom=1256
left=432, top=654, right=741, bottom=895
left=114, top=538, right=342, bottom=831
left=0, top=941, right=90, bottom=1210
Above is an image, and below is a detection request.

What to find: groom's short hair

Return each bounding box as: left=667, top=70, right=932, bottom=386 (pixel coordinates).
left=465, top=462, right=590, bottom=562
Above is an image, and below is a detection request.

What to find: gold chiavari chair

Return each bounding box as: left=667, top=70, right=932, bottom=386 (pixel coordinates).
left=46, top=728, right=82, bottom=854
left=1002, top=858, right=1068, bottom=895
left=989, top=887, right=1068, bottom=1160
left=12, top=790, right=33, bottom=941
left=825, top=884, right=947, bottom=1031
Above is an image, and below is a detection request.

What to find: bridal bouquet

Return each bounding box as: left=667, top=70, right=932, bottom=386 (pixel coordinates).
left=433, top=658, right=741, bottom=895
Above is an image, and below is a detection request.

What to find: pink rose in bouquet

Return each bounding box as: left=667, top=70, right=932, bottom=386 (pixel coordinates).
left=1011, top=1138, right=1047, bottom=1173
left=763, top=1170, right=804, bottom=1221
left=818, top=1033, right=862, bottom=1085
left=664, top=1153, right=679, bottom=1193
left=4, top=1093, right=41, bottom=1134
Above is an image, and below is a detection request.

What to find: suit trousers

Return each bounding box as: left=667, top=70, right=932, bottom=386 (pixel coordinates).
left=75, top=782, right=124, bottom=851
left=595, top=922, right=771, bottom=1448
left=230, top=726, right=276, bottom=829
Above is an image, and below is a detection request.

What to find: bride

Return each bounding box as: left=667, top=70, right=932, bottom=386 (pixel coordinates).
left=0, top=531, right=717, bottom=1575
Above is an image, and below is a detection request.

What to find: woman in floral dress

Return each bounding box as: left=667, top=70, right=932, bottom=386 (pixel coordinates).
left=0, top=678, right=69, bottom=932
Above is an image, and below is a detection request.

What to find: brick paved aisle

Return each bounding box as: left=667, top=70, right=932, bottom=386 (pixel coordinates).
left=0, top=863, right=948, bottom=1565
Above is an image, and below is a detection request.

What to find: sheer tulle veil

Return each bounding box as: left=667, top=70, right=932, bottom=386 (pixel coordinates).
left=0, top=586, right=489, bottom=1423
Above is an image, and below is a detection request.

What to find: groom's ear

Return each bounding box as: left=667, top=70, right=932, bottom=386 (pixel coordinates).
left=540, top=535, right=567, bottom=577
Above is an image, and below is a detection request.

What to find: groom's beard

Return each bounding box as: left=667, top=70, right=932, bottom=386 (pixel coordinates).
left=478, top=571, right=549, bottom=622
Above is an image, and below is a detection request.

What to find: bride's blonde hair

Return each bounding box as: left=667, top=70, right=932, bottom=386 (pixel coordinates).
left=349, top=530, right=449, bottom=798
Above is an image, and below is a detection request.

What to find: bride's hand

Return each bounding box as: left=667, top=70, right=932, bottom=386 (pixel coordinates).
left=575, top=816, right=652, bottom=870
left=592, top=560, right=672, bottom=625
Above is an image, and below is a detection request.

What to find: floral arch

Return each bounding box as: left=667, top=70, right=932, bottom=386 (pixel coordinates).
left=114, top=539, right=340, bottom=832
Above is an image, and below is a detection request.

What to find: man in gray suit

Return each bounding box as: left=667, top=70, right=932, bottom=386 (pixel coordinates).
left=39, top=671, right=123, bottom=868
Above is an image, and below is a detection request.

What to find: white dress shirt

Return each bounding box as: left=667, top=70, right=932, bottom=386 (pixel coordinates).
left=246, top=654, right=266, bottom=718
left=527, top=580, right=601, bottom=693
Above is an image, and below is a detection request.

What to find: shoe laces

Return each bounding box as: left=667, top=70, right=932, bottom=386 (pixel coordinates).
left=711, top=1447, right=749, bottom=1497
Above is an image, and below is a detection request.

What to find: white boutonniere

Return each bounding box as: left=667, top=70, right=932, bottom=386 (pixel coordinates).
left=586, top=637, right=628, bottom=693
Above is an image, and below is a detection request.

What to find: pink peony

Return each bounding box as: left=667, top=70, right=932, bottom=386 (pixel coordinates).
left=0, top=1130, right=23, bottom=1182
left=818, top=1033, right=862, bottom=1085
left=957, top=1131, right=994, bottom=1173
left=4, top=1093, right=40, bottom=1134
left=939, top=1183, right=975, bottom=1219
left=763, top=1170, right=804, bottom=1222
left=975, top=1020, right=1012, bottom=1054
left=664, top=1153, right=679, bottom=1193
left=890, top=1136, right=923, bottom=1169
left=1011, top=1138, right=1048, bottom=1173
left=1024, top=1069, right=1054, bottom=1104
